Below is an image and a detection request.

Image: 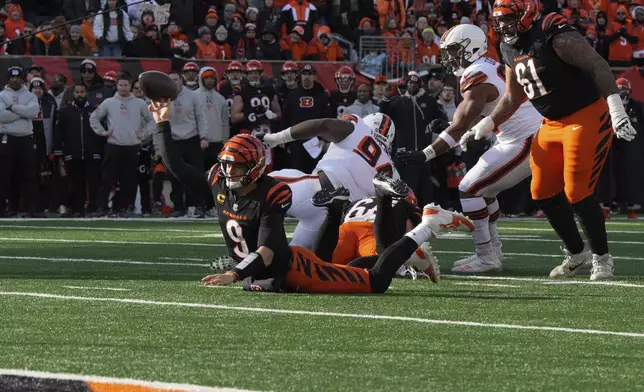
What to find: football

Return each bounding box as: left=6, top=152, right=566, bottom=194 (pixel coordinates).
left=138, top=71, right=179, bottom=101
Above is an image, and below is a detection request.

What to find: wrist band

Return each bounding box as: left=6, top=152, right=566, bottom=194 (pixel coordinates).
left=438, top=131, right=457, bottom=148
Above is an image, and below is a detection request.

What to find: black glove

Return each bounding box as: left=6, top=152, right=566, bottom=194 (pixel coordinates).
left=429, top=118, right=450, bottom=134
left=397, top=150, right=427, bottom=165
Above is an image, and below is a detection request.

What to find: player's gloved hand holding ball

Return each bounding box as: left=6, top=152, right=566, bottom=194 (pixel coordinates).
left=607, top=94, right=637, bottom=141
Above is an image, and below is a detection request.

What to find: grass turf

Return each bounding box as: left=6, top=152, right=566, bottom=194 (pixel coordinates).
left=0, top=218, right=643, bottom=391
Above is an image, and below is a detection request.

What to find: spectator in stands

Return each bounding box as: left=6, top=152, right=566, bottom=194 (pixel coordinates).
left=591, top=11, right=611, bottom=59
left=222, top=3, right=237, bottom=29
left=126, top=24, right=161, bottom=58
left=160, top=20, right=196, bottom=60
left=90, top=72, right=154, bottom=217
left=5, top=4, right=25, bottom=40
left=103, top=71, right=117, bottom=91
left=94, top=0, right=133, bottom=57
left=140, top=10, right=156, bottom=29
left=81, top=10, right=98, bottom=54
left=0, top=21, right=7, bottom=55
left=61, top=25, right=93, bottom=57
left=48, top=74, right=67, bottom=109
left=52, top=16, right=70, bottom=42
left=168, top=0, right=196, bottom=37
left=359, top=50, right=385, bottom=77
left=213, top=25, right=233, bottom=59
left=257, top=0, right=279, bottom=34
left=438, top=85, right=456, bottom=120
left=562, top=0, right=590, bottom=34
left=404, top=7, right=416, bottom=29
left=415, top=16, right=428, bottom=40
left=346, top=83, right=379, bottom=118
left=197, top=66, right=229, bottom=170
left=32, top=21, right=62, bottom=56
left=279, top=0, right=319, bottom=42
left=280, top=26, right=308, bottom=60
left=0, top=66, right=40, bottom=218
left=372, top=76, right=388, bottom=105
left=307, top=25, right=344, bottom=61
left=205, top=7, right=219, bottom=34
left=634, top=6, right=644, bottom=65
left=26, top=65, right=44, bottom=85
left=355, top=17, right=379, bottom=45
left=229, top=0, right=249, bottom=15
left=376, top=0, right=405, bottom=30
left=194, top=25, right=220, bottom=59
left=63, top=0, right=100, bottom=21
left=228, top=14, right=245, bottom=47
left=234, top=23, right=259, bottom=59
left=426, top=69, right=444, bottom=99
left=607, top=5, right=638, bottom=66
left=183, top=62, right=200, bottom=91
left=246, top=7, right=259, bottom=24
left=329, top=7, right=356, bottom=46
left=281, top=64, right=330, bottom=173
left=257, top=22, right=282, bottom=59
left=6, top=22, right=34, bottom=55
left=62, top=59, right=112, bottom=108
left=418, top=27, right=440, bottom=65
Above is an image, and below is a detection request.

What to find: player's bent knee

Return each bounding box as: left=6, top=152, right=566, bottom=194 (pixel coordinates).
left=369, top=274, right=391, bottom=294
left=564, top=187, right=593, bottom=205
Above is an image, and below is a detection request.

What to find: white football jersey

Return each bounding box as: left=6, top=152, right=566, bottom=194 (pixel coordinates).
left=314, top=117, right=399, bottom=201
left=460, top=57, right=541, bottom=143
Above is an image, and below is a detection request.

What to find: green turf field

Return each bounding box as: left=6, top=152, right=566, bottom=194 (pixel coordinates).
left=1, top=218, right=643, bottom=392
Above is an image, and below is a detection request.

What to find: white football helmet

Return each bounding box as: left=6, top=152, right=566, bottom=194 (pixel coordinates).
left=363, top=113, right=395, bottom=155
left=439, top=24, right=488, bottom=77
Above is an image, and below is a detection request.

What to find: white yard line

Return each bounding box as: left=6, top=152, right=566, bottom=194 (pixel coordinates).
left=452, top=282, right=521, bottom=288
left=443, top=274, right=644, bottom=288
left=435, top=250, right=644, bottom=261
left=1, top=291, right=643, bottom=338
left=0, top=237, right=224, bottom=247
left=0, top=224, right=215, bottom=233
left=498, top=227, right=644, bottom=234
left=0, top=255, right=209, bottom=267
left=63, top=286, right=132, bottom=291
left=542, top=281, right=644, bottom=288
left=0, top=369, right=261, bottom=392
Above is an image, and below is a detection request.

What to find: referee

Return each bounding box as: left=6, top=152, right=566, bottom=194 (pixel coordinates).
left=0, top=66, right=41, bottom=217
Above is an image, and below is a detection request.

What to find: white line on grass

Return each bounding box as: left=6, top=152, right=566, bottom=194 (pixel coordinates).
left=1, top=291, right=644, bottom=339
left=0, top=224, right=215, bottom=233
left=63, top=286, right=132, bottom=291
left=443, top=274, right=644, bottom=288
left=0, top=369, right=262, bottom=392
left=452, top=282, right=520, bottom=288
left=0, top=255, right=209, bottom=267
left=498, top=227, right=644, bottom=234
left=542, top=281, right=644, bottom=288
left=435, top=250, right=644, bottom=261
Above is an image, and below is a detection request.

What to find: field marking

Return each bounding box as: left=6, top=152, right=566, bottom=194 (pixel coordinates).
left=63, top=286, right=132, bottom=291
left=443, top=274, right=644, bottom=288
left=0, top=224, right=216, bottom=233
left=435, top=250, right=644, bottom=262
left=0, top=255, right=209, bottom=267
left=452, top=282, right=520, bottom=288
left=2, top=291, right=644, bottom=339
left=498, top=227, right=644, bottom=234
left=0, top=369, right=261, bottom=392
left=542, top=281, right=644, bottom=288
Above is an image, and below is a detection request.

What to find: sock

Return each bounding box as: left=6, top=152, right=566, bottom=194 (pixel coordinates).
left=487, top=198, right=501, bottom=249
left=461, top=197, right=491, bottom=247
left=572, top=194, right=609, bottom=256
left=404, top=224, right=434, bottom=246
left=538, top=192, right=584, bottom=254
left=369, top=236, right=421, bottom=293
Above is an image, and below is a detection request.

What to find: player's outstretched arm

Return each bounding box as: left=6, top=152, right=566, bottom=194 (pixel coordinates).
left=400, top=83, right=497, bottom=164
left=486, top=65, right=526, bottom=131
left=149, top=100, right=215, bottom=207
left=261, top=118, right=354, bottom=148
left=552, top=31, right=636, bottom=140
left=202, top=246, right=275, bottom=286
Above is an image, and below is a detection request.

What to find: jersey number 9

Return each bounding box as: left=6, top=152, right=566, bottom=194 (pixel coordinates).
left=226, top=220, right=250, bottom=259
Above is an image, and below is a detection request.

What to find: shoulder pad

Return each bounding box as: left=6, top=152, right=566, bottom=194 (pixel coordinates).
left=265, top=181, right=292, bottom=209
left=541, top=12, right=575, bottom=39
left=460, top=62, right=493, bottom=93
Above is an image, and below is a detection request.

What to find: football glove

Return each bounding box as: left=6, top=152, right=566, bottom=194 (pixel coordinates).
left=608, top=94, right=637, bottom=141
left=428, top=118, right=450, bottom=134
left=264, top=109, right=277, bottom=120
left=210, top=256, right=237, bottom=273
left=398, top=150, right=430, bottom=164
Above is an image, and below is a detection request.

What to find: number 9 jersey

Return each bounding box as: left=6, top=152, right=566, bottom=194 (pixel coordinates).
left=499, top=13, right=601, bottom=120
left=314, top=114, right=399, bottom=201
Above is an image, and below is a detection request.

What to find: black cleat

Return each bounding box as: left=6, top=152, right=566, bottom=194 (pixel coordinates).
left=373, top=172, right=410, bottom=199
left=312, top=187, right=350, bottom=209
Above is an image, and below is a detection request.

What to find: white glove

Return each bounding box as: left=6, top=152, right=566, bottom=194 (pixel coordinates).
left=459, top=130, right=475, bottom=152
left=264, top=109, right=277, bottom=120
left=262, top=128, right=294, bottom=148
left=472, top=116, right=496, bottom=140
left=607, top=94, right=637, bottom=141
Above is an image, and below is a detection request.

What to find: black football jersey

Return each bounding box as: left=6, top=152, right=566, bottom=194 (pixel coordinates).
left=329, top=90, right=357, bottom=118
left=239, top=81, right=277, bottom=133
left=499, top=12, right=601, bottom=120
left=207, top=165, right=293, bottom=280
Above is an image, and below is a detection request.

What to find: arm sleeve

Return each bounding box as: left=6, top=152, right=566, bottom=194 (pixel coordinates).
left=123, top=13, right=133, bottom=41
left=11, top=94, right=40, bottom=119
left=154, top=121, right=214, bottom=207
left=542, top=12, right=578, bottom=42
left=89, top=102, right=108, bottom=135
left=194, top=94, right=209, bottom=140
left=258, top=182, right=292, bottom=251
left=93, top=15, right=104, bottom=39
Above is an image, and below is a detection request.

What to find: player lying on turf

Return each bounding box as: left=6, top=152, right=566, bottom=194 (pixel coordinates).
left=264, top=113, right=397, bottom=250
left=465, top=0, right=636, bottom=280
left=399, top=24, right=542, bottom=274
left=150, top=100, right=473, bottom=293
left=310, top=173, right=440, bottom=281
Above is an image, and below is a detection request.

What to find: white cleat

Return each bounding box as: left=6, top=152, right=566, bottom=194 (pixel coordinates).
left=404, top=242, right=440, bottom=283
left=590, top=253, right=615, bottom=281
left=422, top=203, right=475, bottom=236
left=451, top=254, right=502, bottom=273
left=453, top=245, right=503, bottom=268
left=549, top=245, right=592, bottom=279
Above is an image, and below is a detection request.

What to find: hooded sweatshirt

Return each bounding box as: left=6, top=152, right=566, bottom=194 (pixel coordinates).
left=0, top=85, right=40, bottom=136
left=197, top=66, right=230, bottom=143
left=89, top=93, right=154, bottom=146
left=168, top=86, right=209, bottom=141
left=345, top=99, right=379, bottom=118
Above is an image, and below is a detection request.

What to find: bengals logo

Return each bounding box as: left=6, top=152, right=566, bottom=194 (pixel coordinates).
left=299, top=97, right=314, bottom=108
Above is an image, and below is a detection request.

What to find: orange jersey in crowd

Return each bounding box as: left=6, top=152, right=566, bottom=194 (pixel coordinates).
left=607, top=22, right=635, bottom=62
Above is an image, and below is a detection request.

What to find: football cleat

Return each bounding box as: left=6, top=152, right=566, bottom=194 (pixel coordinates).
left=590, top=253, right=615, bottom=281
left=210, top=256, right=237, bottom=273
left=548, top=245, right=592, bottom=278
left=422, top=203, right=475, bottom=235
left=373, top=172, right=410, bottom=199
left=312, top=187, right=350, bottom=208
left=404, top=242, right=440, bottom=283
left=453, top=244, right=503, bottom=267
left=451, top=254, right=502, bottom=273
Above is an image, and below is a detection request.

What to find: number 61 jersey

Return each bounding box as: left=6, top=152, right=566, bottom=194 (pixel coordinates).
left=314, top=114, right=399, bottom=201
left=499, top=13, right=601, bottom=121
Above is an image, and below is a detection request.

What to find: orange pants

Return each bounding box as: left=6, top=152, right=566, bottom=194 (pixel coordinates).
left=331, top=222, right=377, bottom=265
left=530, top=98, right=613, bottom=203
left=285, top=246, right=373, bottom=294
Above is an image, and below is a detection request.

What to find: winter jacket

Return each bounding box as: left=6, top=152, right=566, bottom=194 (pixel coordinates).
left=0, top=85, right=40, bottom=136
left=62, top=75, right=113, bottom=109
left=197, top=66, right=230, bottom=143
left=281, top=81, right=330, bottom=128
left=89, top=93, right=155, bottom=146
left=33, top=94, right=58, bottom=155
left=32, top=33, right=62, bottom=56
left=54, top=100, right=104, bottom=161
left=61, top=38, right=93, bottom=57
